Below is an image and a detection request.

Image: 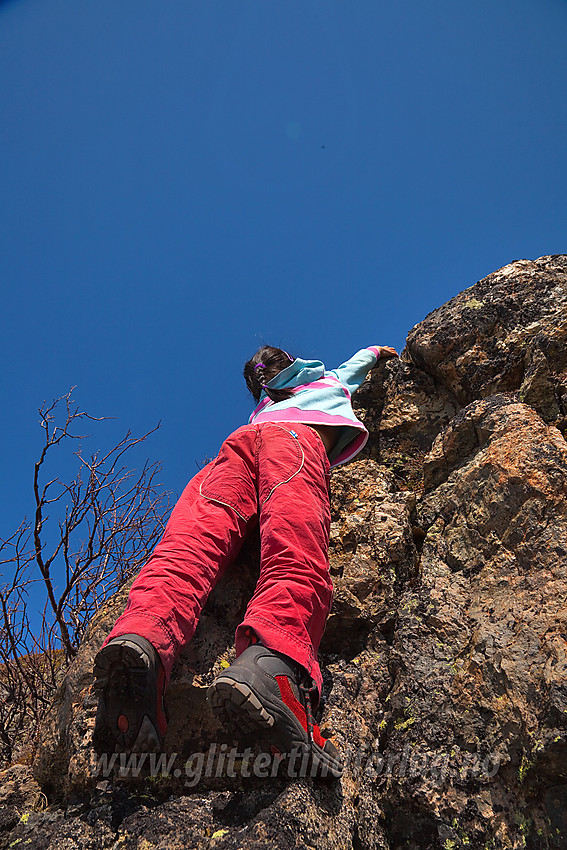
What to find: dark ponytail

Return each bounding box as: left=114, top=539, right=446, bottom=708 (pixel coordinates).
left=244, top=346, right=296, bottom=403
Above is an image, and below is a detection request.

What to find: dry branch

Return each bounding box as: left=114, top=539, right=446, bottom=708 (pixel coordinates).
left=0, top=389, right=171, bottom=765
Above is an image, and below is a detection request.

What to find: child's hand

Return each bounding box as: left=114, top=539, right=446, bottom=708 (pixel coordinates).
left=376, top=346, right=399, bottom=359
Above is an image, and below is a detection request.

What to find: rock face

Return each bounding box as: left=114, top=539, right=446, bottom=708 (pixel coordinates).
left=4, top=256, right=566, bottom=850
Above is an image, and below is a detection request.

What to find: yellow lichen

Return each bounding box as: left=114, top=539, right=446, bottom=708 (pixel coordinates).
left=393, top=716, right=415, bottom=732
left=518, top=754, right=534, bottom=782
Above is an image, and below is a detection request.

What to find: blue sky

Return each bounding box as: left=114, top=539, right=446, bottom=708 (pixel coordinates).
left=1, top=0, right=566, bottom=586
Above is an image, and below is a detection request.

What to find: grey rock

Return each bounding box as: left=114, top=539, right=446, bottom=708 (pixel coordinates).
left=16, top=256, right=567, bottom=849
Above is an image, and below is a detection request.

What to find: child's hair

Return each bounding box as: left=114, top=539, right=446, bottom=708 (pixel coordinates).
left=244, top=346, right=296, bottom=403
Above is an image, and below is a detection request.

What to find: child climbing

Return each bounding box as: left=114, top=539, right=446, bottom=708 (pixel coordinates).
left=93, top=343, right=398, bottom=777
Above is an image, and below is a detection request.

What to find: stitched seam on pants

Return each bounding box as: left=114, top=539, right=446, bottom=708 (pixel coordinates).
left=198, top=427, right=257, bottom=520
left=259, top=423, right=305, bottom=508
left=197, top=483, right=251, bottom=521
left=247, top=614, right=316, bottom=661
left=277, top=422, right=330, bottom=477
left=117, top=612, right=177, bottom=652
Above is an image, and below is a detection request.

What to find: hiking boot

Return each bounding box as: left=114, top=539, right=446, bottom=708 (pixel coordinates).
left=207, top=643, right=343, bottom=778
left=92, top=634, right=167, bottom=754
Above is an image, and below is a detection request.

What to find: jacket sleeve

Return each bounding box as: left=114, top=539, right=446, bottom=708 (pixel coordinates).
left=330, top=347, right=380, bottom=395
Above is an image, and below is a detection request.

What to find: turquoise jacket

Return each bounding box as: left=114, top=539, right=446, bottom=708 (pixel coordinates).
left=248, top=347, right=381, bottom=467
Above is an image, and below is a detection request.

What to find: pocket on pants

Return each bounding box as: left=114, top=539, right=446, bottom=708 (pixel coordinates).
left=199, top=427, right=257, bottom=521
left=257, top=424, right=306, bottom=508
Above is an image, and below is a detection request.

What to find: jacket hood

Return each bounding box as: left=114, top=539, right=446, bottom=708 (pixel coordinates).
left=264, top=358, right=325, bottom=390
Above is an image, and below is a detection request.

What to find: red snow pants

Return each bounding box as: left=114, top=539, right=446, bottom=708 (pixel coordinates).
left=104, top=422, right=333, bottom=693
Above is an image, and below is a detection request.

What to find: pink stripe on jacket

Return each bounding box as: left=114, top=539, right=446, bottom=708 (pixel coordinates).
left=248, top=347, right=380, bottom=467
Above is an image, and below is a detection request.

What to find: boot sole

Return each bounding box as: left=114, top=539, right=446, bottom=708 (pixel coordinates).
left=208, top=675, right=342, bottom=778
left=93, top=642, right=162, bottom=754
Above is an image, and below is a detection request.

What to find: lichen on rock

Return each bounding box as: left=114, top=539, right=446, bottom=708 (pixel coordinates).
left=6, top=256, right=566, bottom=850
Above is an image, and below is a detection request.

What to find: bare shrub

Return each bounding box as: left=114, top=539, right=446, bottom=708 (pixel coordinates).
left=0, top=390, right=171, bottom=765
